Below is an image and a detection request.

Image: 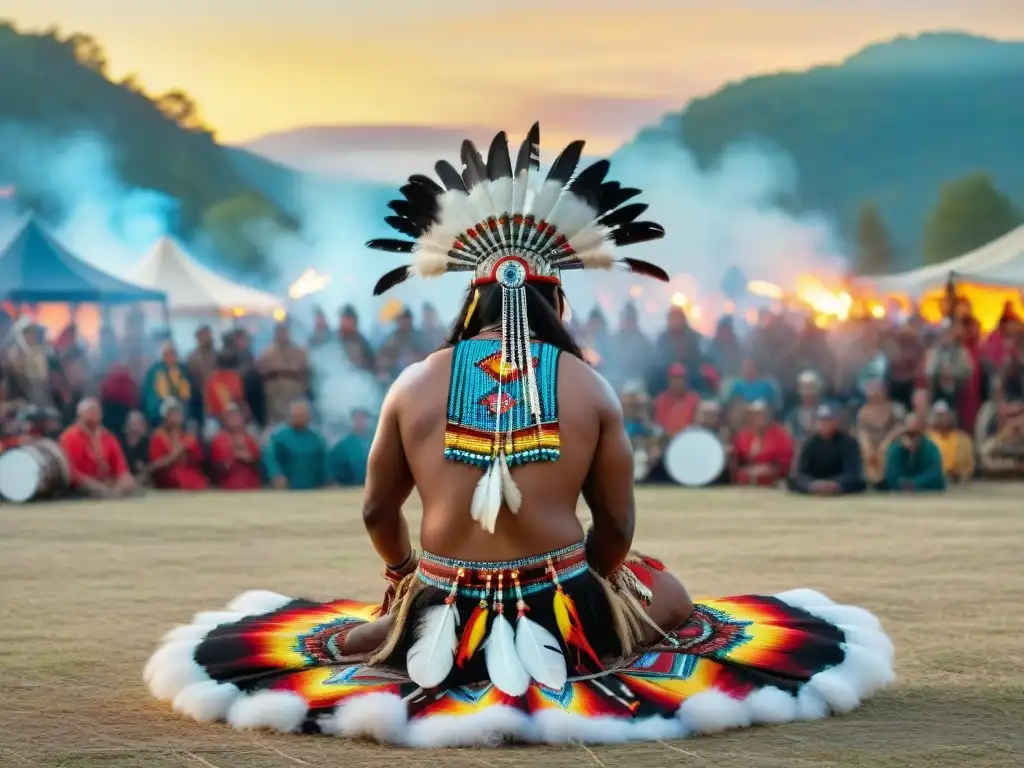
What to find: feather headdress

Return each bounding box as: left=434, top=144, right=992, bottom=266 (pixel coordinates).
left=367, top=124, right=668, bottom=531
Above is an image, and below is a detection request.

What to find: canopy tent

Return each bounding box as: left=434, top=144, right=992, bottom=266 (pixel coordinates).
left=131, top=237, right=285, bottom=316
left=0, top=216, right=167, bottom=303
left=853, top=226, right=1024, bottom=330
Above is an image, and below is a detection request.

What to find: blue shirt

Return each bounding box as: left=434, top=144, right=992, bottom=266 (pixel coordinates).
left=264, top=426, right=330, bottom=490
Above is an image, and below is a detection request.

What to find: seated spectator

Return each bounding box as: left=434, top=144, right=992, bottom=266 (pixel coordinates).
left=784, top=370, right=823, bottom=448
left=855, top=378, right=904, bottom=487
left=328, top=408, right=375, bottom=486
left=149, top=398, right=209, bottom=491
left=979, top=401, right=1024, bottom=478
left=264, top=398, right=330, bottom=490
left=732, top=400, right=794, bottom=487
left=121, top=410, right=151, bottom=484
left=654, top=363, right=700, bottom=437
left=58, top=397, right=136, bottom=498
left=910, top=386, right=931, bottom=425
left=787, top=404, right=866, bottom=496
left=723, top=357, right=782, bottom=412
left=926, top=400, right=975, bottom=484
left=210, top=405, right=262, bottom=490
left=881, top=413, right=946, bottom=492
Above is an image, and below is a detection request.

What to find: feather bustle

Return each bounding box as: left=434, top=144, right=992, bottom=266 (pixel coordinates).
left=406, top=603, right=459, bottom=689
left=484, top=612, right=530, bottom=697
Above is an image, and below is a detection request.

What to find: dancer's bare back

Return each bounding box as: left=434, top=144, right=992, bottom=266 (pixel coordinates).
left=364, top=336, right=633, bottom=565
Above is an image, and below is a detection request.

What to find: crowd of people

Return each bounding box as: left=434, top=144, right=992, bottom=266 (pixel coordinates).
left=603, top=299, right=1024, bottom=494
left=1, top=294, right=1023, bottom=500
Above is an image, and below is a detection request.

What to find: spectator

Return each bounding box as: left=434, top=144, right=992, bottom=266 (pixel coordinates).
left=608, top=302, right=657, bottom=394
left=203, top=351, right=245, bottom=431
left=264, top=398, right=330, bottom=490
left=149, top=398, right=209, bottom=491
left=979, top=401, right=1024, bottom=479
left=785, top=370, right=823, bottom=448
left=329, top=408, right=375, bottom=486
left=379, top=307, right=429, bottom=376
left=707, top=315, right=743, bottom=380
left=210, top=405, right=262, bottom=490
left=258, top=323, right=311, bottom=426
left=885, top=320, right=926, bottom=411
left=926, top=400, right=975, bottom=484
left=579, top=307, right=612, bottom=370
left=58, top=397, right=136, bottom=498
left=855, top=378, right=904, bottom=487
left=881, top=413, right=946, bottom=492
left=420, top=303, right=446, bottom=351
left=186, top=325, right=217, bottom=395
left=309, top=308, right=332, bottom=348
left=787, top=404, right=865, bottom=496
left=338, top=305, right=375, bottom=373
left=723, top=357, right=782, bottom=412
left=654, top=363, right=699, bottom=437
left=142, top=342, right=195, bottom=427
left=651, top=306, right=703, bottom=393
left=732, top=400, right=794, bottom=487
left=99, top=354, right=141, bottom=436
left=121, top=410, right=151, bottom=483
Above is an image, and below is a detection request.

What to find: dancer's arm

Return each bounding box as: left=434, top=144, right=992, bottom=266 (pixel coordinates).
left=362, top=369, right=416, bottom=570
left=582, top=374, right=635, bottom=578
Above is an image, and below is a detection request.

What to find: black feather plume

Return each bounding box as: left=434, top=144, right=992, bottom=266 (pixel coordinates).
left=366, top=238, right=415, bottom=254
left=544, top=140, right=585, bottom=185
left=567, top=160, right=610, bottom=208
left=598, top=202, right=647, bottom=228
left=435, top=160, right=468, bottom=192
left=621, top=258, right=669, bottom=282
left=408, top=174, right=444, bottom=196
left=486, top=131, right=512, bottom=181
left=384, top=215, right=422, bottom=238
left=514, top=123, right=541, bottom=177
left=610, top=221, right=665, bottom=247
left=460, top=140, right=488, bottom=188
left=372, top=265, right=413, bottom=296
left=599, top=185, right=642, bottom=212
left=400, top=182, right=436, bottom=212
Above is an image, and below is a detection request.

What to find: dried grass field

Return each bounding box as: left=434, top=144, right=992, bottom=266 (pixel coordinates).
left=1, top=486, right=1022, bottom=768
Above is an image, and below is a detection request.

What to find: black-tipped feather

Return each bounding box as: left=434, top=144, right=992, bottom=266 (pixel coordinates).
left=610, top=221, right=665, bottom=247
left=599, top=202, right=648, bottom=228
left=435, top=160, right=467, bottom=192
left=460, top=140, right=488, bottom=188
left=366, top=238, right=416, bottom=254
left=372, top=265, right=413, bottom=295
left=567, top=160, right=610, bottom=208
left=384, top=215, right=422, bottom=238
left=622, top=258, right=670, bottom=282
left=544, top=140, right=585, bottom=185
left=514, top=123, right=541, bottom=177
left=399, top=182, right=437, bottom=212
left=486, top=131, right=512, bottom=181
left=599, top=185, right=642, bottom=212
left=408, top=174, right=444, bottom=196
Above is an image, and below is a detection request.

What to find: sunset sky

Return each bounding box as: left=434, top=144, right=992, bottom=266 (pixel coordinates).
left=7, top=0, right=1024, bottom=152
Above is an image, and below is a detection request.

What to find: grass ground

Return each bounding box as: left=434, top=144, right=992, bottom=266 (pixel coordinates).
left=1, top=486, right=1021, bottom=768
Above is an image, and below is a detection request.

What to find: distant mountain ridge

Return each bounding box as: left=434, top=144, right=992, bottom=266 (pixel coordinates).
left=619, top=32, right=1024, bottom=265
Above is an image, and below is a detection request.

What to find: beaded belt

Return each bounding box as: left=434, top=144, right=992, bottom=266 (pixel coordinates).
left=417, top=542, right=589, bottom=599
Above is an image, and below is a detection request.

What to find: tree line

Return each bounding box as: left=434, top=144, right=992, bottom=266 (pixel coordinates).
left=854, top=173, right=1022, bottom=275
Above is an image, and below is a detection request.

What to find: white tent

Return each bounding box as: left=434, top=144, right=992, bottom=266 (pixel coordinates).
left=853, top=226, right=1024, bottom=329
left=132, top=237, right=284, bottom=316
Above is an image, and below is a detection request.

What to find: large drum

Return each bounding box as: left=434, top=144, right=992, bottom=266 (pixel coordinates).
left=664, top=427, right=727, bottom=487
left=0, top=439, right=71, bottom=503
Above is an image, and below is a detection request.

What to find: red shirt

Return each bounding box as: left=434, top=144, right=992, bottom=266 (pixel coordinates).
left=654, top=390, right=700, bottom=436
left=59, top=424, right=129, bottom=486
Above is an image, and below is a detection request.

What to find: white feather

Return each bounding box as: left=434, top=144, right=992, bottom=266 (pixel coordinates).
left=499, top=453, right=521, bottom=513
left=484, top=612, right=530, bottom=697
left=406, top=603, right=459, bottom=690
left=545, top=192, right=599, bottom=242
left=489, top=177, right=514, bottom=218
left=512, top=171, right=530, bottom=218
left=514, top=614, right=567, bottom=691
left=480, top=461, right=503, bottom=533
left=470, top=464, right=492, bottom=523
left=528, top=179, right=567, bottom=224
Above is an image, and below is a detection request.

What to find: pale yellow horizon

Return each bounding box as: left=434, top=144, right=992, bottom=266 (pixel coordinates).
left=6, top=1, right=1024, bottom=152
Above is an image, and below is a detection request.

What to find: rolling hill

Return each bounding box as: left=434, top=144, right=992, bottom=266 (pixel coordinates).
left=620, top=32, right=1024, bottom=266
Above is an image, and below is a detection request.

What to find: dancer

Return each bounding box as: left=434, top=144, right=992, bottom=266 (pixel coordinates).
left=145, top=124, right=894, bottom=746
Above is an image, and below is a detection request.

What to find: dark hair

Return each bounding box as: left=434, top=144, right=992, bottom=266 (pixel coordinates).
left=444, top=282, right=583, bottom=359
